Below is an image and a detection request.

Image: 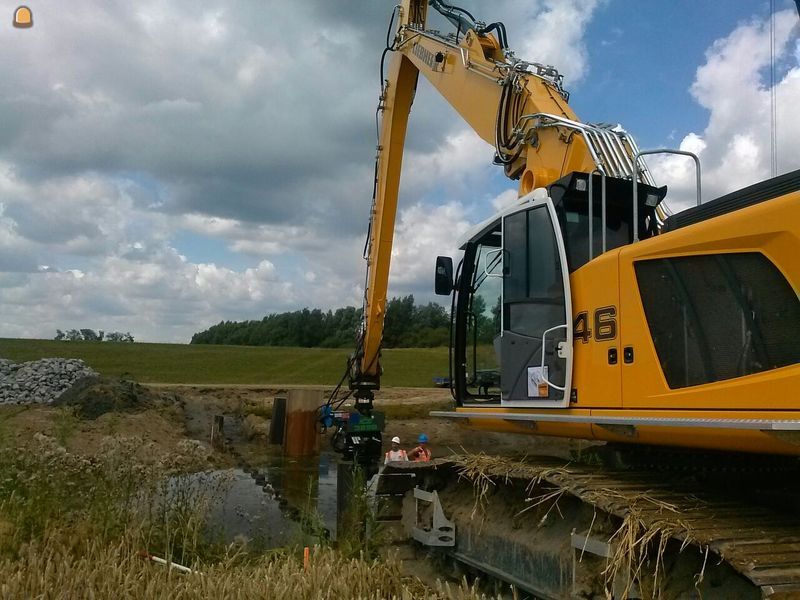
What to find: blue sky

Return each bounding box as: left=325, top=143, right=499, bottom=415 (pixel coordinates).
left=576, top=1, right=795, bottom=145
left=0, top=1, right=798, bottom=342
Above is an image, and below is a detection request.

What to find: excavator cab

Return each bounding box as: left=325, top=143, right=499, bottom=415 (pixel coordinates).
left=443, top=172, right=667, bottom=408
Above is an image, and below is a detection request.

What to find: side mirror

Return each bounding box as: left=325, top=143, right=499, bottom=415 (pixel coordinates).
left=434, top=256, right=454, bottom=296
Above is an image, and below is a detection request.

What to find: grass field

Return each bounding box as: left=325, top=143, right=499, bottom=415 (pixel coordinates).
left=0, top=339, right=449, bottom=387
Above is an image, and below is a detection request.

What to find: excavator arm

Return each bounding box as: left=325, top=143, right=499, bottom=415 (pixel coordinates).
left=349, top=0, right=652, bottom=403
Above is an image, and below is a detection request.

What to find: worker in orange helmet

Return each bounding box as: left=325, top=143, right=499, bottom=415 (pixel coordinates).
left=408, top=433, right=432, bottom=462
left=384, top=436, right=408, bottom=465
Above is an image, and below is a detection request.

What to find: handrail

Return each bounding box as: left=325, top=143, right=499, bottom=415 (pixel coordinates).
left=511, top=113, right=657, bottom=186
left=632, top=149, right=701, bottom=242
left=587, top=169, right=607, bottom=258
left=540, top=324, right=568, bottom=392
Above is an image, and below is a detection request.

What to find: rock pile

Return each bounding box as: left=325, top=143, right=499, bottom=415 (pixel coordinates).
left=0, top=358, right=98, bottom=405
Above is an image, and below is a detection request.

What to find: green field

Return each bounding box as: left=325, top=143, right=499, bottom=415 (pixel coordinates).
left=0, top=339, right=449, bottom=387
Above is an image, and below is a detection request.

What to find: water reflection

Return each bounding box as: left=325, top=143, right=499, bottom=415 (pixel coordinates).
left=181, top=450, right=342, bottom=547
left=206, top=468, right=300, bottom=547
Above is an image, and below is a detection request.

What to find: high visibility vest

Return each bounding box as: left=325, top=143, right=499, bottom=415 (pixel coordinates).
left=385, top=449, right=408, bottom=464
left=412, top=446, right=431, bottom=462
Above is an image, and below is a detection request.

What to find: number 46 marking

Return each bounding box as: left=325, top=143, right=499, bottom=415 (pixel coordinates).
left=574, top=306, right=617, bottom=343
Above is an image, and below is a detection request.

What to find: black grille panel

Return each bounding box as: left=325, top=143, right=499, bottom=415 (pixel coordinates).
left=635, top=253, right=800, bottom=389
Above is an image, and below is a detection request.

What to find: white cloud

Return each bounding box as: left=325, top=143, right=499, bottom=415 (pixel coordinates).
left=401, top=129, right=494, bottom=199
left=0, top=247, right=296, bottom=342
left=0, top=0, right=604, bottom=343
left=390, top=202, right=472, bottom=288
left=512, top=0, right=600, bottom=82
left=490, top=189, right=520, bottom=212
left=650, top=9, right=800, bottom=212
left=0, top=163, right=302, bottom=341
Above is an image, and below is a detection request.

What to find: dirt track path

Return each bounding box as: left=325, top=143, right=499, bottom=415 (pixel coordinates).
left=145, top=384, right=452, bottom=404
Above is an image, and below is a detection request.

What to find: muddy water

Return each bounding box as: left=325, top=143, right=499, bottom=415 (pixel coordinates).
left=181, top=393, right=344, bottom=547
left=190, top=450, right=341, bottom=547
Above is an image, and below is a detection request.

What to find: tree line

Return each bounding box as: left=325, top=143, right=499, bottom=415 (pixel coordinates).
left=190, top=295, right=451, bottom=348
left=54, top=329, right=135, bottom=342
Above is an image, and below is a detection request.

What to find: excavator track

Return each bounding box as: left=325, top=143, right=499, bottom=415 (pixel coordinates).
left=379, top=455, right=800, bottom=598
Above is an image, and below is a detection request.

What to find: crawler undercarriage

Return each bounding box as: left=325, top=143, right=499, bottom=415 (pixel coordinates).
left=377, top=452, right=800, bottom=599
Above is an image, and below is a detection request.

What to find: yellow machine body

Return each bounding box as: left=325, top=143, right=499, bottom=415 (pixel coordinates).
left=353, top=0, right=800, bottom=456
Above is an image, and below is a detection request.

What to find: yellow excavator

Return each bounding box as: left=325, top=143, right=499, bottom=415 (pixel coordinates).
left=334, top=1, right=800, bottom=595
left=349, top=0, right=800, bottom=457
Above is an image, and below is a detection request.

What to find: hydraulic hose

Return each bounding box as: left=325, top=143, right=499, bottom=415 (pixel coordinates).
left=478, top=22, right=509, bottom=49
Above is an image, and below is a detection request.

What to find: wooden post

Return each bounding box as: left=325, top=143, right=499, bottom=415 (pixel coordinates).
left=210, top=415, right=224, bottom=450
left=283, top=389, right=322, bottom=457
left=269, top=396, right=287, bottom=445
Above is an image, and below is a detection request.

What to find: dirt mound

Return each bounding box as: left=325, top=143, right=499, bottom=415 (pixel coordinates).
left=54, top=377, right=169, bottom=419
left=241, top=413, right=269, bottom=440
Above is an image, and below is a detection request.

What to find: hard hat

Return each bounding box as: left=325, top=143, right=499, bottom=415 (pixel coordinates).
left=391, top=436, right=401, bottom=444
left=418, top=433, right=429, bottom=443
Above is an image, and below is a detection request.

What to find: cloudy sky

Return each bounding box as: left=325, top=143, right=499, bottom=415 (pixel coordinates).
left=1, top=1, right=798, bottom=343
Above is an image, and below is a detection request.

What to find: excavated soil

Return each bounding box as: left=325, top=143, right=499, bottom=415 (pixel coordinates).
left=54, top=376, right=176, bottom=419
left=2, top=381, right=589, bottom=469
left=151, top=384, right=586, bottom=460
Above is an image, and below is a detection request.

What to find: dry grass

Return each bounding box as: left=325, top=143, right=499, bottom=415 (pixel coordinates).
left=0, top=535, right=496, bottom=599
left=0, top=432, right=220, bottom=562
left=0, top=434, right=495, bottom=599
left=453, top=453, right=571, bottom=520
left=594, top=492, right=700, bottom=599
left=450, top=454, right=708, bottom=599
left=237, top=397, right=273, bottom=420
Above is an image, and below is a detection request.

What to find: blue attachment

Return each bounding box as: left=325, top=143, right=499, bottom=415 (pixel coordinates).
left=418, top=433, right=429, bottom=443
left=319, top=405, right=335, bottom=429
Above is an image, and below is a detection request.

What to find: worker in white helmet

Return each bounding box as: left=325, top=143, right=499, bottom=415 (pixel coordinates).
left=384, top=436, right=409, bottom=464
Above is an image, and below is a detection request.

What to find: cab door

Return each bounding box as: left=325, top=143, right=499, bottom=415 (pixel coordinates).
left=500, top=193, right=573, bottom=408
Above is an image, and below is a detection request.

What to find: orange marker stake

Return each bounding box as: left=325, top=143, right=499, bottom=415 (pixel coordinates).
left=303, top=546, right=310, bottom=571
